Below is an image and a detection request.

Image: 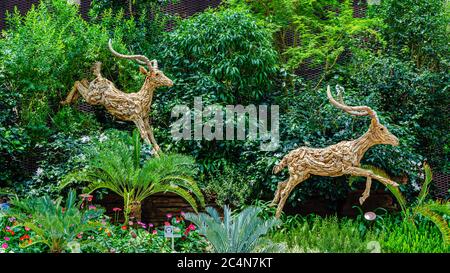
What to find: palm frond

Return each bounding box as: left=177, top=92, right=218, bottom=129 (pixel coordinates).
left=417, top=163, right=433, bottom=206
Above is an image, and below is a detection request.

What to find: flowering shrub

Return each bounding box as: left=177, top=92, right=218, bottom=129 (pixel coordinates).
left=80, top=211, right=207, bottom=253
left=0, top=215, right=47, bottom=253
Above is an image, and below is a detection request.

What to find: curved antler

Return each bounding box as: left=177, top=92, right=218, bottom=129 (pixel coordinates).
left=108, top=39, right=154, bottom=71
left=326, top=85, right=379, bottom=122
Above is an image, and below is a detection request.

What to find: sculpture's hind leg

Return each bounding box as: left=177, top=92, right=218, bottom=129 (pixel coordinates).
left=271, top=179, right=288, bottom=206
left=61, top=80, right=89, bottom=105
left=134, top=118, right=152, bottom=146
left=275, top=172, right=310, bottom=218
left=143, top=117, right=161, bottom=157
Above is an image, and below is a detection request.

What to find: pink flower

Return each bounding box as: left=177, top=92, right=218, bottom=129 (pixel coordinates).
left=4, top=237, right=10, bottom=241
left=148, top=223, right=154, bottom=228
left=152, top=230, right=157, bottom=235
left=180, top=211, right=185, bottom=217
left=1, top=243, right=8, bottom=249
left=166, top=213, right=172, bottom=219
left=5, top=226, right=10, bottom=230
left=164, top=221, right=170, bottom=226
left=112, top=207, right=122, bottom=212
left=88, top=205, right=96, bottom=210
left=128, top=221, right=133, bottom=226
left=24, top=226, right=30, bottom=231
left=77, top=232, right=83, bottom=239
left=188, top=224, right=196, bottom=231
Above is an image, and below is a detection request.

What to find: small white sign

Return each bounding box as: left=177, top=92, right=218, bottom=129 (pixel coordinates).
left=164, top=225, right=181, bottom=238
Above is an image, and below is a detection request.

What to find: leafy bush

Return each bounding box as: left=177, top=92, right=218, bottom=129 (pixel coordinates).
left=346, top=54, right=449, bottom=172
left=51, top=107, right=100, bottom=135
left=159, top=6, right=277, bottom=105
left=370, top=0, right=449, bottom=70
left=3, top=190, right=104, bottom=253
left=203, top=163, right=252, bottom=207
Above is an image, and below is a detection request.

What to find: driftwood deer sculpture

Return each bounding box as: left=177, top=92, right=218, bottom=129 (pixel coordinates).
left=61, top=39, right=173, bottom=156
left=272, top=85, right=400, bottom=218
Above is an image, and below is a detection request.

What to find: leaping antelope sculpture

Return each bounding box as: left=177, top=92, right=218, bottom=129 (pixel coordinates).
left=272, top=85, right=400, bottom=218
left=61, top=39, right=173, bottom=156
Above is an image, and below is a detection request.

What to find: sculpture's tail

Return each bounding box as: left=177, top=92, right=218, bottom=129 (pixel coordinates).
left=273, top=157, right=288, bottom=174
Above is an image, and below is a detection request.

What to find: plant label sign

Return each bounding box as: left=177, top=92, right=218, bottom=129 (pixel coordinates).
left=164, top=225, right=181, bottom=238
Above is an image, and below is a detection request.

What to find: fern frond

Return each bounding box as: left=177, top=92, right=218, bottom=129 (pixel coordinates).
left=416, top=206, right=450, bottom=246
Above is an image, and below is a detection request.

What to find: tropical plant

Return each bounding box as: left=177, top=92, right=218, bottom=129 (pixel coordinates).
left=380, top=215, right=449, bottom=253
left=61, top=130, right=205, bottom=223
left=3, top=190, right=103, bottom=253
left=269, top=215, right=380, bottom=253
left=184, top=205, right=282, bottom=253
left=360, top=164, right=450, bottom=246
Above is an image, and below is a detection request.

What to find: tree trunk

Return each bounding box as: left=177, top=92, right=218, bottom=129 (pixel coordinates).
left=128, top=200, right=142, bottom=222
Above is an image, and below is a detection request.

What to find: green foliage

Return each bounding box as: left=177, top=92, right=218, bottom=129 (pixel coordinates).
left=345, top=54, right=449, bottom=172
left=62, top=130, right=205, bottom=222
left=370, top=0, right=449, bottom=70
left=160, top=6, right=277, bottom=105
left=270, top=214, right=379, bottom=253
left=185, top=205, right=282, bottom=253
left=380, top=216, right=449, bottom=253
left=52, top=107, right=100, bottom=135
left=229, top=0, right=383, bottom=77
left=203, top=163, right=252, bottom=207
left=0, top=0, right=104, bottom=127
left=4, top=190, right=104, bottom=253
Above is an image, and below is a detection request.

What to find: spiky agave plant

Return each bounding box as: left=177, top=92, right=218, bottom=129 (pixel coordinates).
left=61, top=130, right=204, bottom=223
left=354, top=163, right=450, bottom=246
left=184, top=205, right=282, bottom=253
left=5, top=190, right=103, bottom=253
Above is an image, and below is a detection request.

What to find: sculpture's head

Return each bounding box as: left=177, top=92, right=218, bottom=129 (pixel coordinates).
left=139, top=64, right=173, bottom=88
left=368, top=119, right=399, bottom=146
left=326, top=85, right=399, bottom=147
left=108, top=39, right=173, bottom=89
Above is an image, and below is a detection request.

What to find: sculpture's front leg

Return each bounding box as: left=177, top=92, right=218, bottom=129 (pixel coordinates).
left=345, top=167, right=399, bottom=187
left=359, top=177, right=372, bottom=205
left=61, top=79, right=89, bottom=105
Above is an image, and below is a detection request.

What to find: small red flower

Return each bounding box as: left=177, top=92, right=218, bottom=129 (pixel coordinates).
left=19, top=234, right=30, bottom=241
left=112, top=207, right=122, bottom=212
left=121, top=225, right=127, bottom=230
left=164, top=221, right=170, bottom=226
left=188, top=224, right=196, bottom=231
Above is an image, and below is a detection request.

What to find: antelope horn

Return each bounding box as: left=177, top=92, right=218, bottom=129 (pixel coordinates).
left=108, top=39, right=154, bottom=70
left=327, top=85, right=379, bottom=122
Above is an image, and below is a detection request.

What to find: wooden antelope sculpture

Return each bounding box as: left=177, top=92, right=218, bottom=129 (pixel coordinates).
left=61, top=39, right=173, bottom=156
left=272, top=85, right=400, bottom=218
